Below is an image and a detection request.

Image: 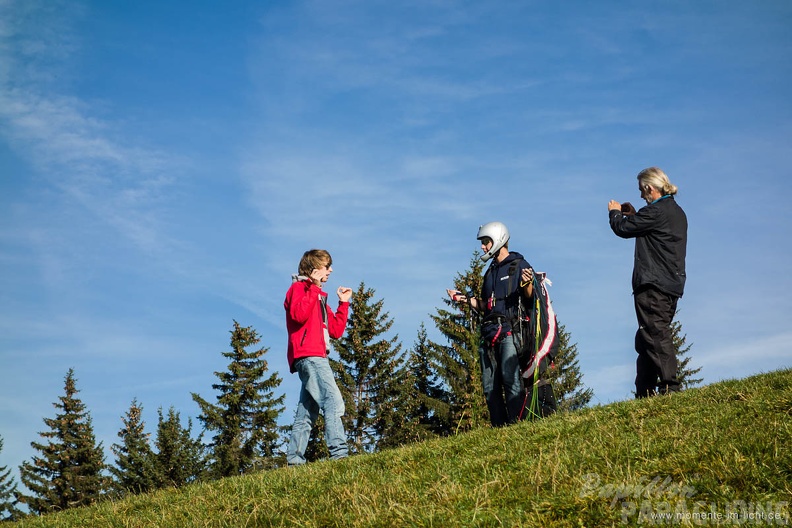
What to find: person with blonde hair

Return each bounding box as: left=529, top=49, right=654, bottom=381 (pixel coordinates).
left=284, top=249, right=353, bottom=464
left=636, top=166, right=679, bottom=196
left=608, top=168, right=688, bottom=397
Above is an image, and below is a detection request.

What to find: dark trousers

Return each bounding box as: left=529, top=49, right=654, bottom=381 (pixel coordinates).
left=633, top=287, right=680, bottom=397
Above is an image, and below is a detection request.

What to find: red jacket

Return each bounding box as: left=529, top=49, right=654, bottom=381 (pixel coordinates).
left=284, top=279, right=349, bottom=372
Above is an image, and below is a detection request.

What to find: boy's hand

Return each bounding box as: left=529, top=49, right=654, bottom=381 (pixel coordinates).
left=337, top=287, right=353, bottom=302
left=310, top=268, right=326, bottom=286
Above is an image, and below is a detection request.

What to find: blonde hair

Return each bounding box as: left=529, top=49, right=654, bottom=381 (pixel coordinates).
left=298, top=249, right=332, bottom=277
left=637, top=167, right=678, bottom=195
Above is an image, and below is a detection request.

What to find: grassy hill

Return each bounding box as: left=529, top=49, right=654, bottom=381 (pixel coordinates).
left=16, top=369, right=791, bottom=527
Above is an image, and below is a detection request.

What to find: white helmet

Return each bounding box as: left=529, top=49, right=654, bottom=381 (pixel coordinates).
left=477, top=221, right=510, bottom=262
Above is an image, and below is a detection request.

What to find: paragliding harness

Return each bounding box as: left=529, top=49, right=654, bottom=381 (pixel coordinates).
left=480, top=259, right=558, bottom=420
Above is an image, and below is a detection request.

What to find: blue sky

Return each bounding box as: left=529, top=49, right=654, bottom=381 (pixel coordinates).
left=1, top=0, right=790, bottom=479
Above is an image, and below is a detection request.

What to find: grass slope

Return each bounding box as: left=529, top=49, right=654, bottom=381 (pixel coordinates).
left=16, top=369, right=791, bottom=527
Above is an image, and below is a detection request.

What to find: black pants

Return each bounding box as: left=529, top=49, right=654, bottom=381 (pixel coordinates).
left=633, top=287, right=680, bottom=397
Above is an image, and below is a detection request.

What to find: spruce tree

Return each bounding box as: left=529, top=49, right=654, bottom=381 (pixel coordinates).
left=0, top=436, right=23, bottom=521
left=429, top=253, right=489, bottom=433
left=331, top=282, right=404, bottom=454
left=403, top=324, right=446, bottom=440
left=192, top=321, right=287, bottom=477
left=543, top=322, right=593, bottom=412
left=373, top=351, right=423, bottom=450
left=152, top=407, right=206, bottom=488
left=303, top=416, right=329, bottom=462
left=673, top=312, right=702, bottom=389
left=109, top=399, right=158, bottom=496
left=18, top=369, right=108, bottom=514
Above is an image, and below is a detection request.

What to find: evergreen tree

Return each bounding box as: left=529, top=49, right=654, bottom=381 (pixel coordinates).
left=673, top=311, right=702, bottom=389
left=109, top=399, right=158, bottom=496
left=192, top=321, right=287, bottom=477
left=331, top=282, right=404, bottom=454
left=429, top=253, right=489, bottom=433
left=402, top=324, right=446, bottom=440
left=373, top=352, right=423, bottom=450
left=152, top=407, right=206, bottom=488
left=0, top=436, right=23, bottom=522
left=303, top=416, right=329, bottom=463
left=543, top=322, right=593, bottom=412
left=18, top=369, right=108, bottom=515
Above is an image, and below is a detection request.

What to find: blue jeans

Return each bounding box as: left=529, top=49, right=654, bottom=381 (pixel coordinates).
left=480, top=334, right=525, bottom=426
left=287, top=356, right=348, bottom=465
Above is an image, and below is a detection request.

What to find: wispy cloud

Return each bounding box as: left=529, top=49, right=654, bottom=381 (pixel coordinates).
left=0, top=2, right=184, bottom=261
left=0, top=90, right=179, bottom=250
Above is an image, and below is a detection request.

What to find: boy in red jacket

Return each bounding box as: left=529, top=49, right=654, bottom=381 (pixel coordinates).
left=285, top=249, right=352, bottom=465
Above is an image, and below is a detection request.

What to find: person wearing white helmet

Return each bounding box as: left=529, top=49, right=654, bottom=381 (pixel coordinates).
left=447, top=221, right=537, bottom=426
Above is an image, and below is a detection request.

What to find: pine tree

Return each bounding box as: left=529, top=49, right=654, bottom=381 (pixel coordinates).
left=372, top=351, right=423, bottom=450
left=109, top=399, right=158, bottom=496
left=192, top=321, right=287, bottom=477
left=0, top=436, right=23, bottom=522
left=331, top=282, right=404, bottom=454
left=429, top=253, right=489, bottom=433
left=402, top=324, right=446, bottom=440
left=543, top=322, right=593, bottom=412
left=303, top=416, right=329, bottom=463
left=152, top=407, right=206, bottom=488
left=18, top=369, right=108, bottom=515
left=673, top=311, right=702, bottom=389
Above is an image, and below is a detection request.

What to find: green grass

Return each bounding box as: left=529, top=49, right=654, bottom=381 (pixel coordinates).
left=16, top=369, right=791, bottom=527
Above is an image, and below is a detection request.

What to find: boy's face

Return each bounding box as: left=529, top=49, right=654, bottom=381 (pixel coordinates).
left=479, top=237, right=493, bottom=256
left=314, top=261, right=333, bottom=283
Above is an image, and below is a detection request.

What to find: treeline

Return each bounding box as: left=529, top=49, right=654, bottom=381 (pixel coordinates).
left=0, top=255, right=697, bottom=521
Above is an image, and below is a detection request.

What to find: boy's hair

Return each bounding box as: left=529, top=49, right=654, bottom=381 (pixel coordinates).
left=298, top=249, right=332, bottom=277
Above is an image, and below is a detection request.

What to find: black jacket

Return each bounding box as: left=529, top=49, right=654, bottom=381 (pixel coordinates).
left=609, top=196, right=687, bottom=297
left=481, top=251, right=532, bottom=318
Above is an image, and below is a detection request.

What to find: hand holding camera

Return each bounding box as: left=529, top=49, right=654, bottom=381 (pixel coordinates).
left=608, top=200, right=636, bottom=216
